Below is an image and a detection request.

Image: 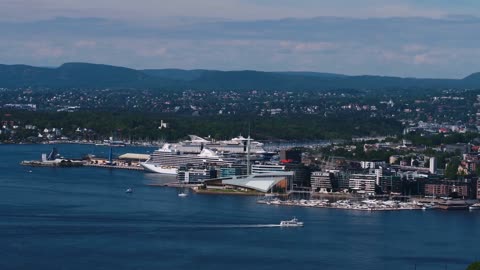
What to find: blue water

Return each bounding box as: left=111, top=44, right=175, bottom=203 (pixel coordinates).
left=1, top=144, right=479, bottom=270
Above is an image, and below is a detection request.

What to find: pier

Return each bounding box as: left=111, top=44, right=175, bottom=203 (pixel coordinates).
left=21, top=160, right=84, bottom=167
left=84, top=163, right=145, bottom=171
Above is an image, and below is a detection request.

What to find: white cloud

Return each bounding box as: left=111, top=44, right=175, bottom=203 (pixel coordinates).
left=0, top=0, right=477, bottom=22
left=24, top=42, right=65, bottom=58
left=74, top=40, right=97, bottom=48
left=279, top=41, right=338, bottom=53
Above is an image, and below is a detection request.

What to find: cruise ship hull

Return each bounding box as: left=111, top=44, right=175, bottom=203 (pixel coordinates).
left=141, top=163, right=178, bottom=175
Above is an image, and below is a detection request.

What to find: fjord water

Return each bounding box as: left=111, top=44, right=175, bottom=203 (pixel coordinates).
left=1, top=144, right=479, bottom=270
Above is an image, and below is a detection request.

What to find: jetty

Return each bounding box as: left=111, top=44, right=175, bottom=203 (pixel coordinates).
left=21, top=147, right=84, bottom=167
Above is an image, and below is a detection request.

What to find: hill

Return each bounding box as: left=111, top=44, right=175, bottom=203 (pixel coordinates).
left=1, top=62, right=480, bottom=90
left=0, top=63, right=175, bottom=88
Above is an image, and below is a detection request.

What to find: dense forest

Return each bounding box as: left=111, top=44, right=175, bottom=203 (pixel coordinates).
left=0, top=110, right=403, bottom=141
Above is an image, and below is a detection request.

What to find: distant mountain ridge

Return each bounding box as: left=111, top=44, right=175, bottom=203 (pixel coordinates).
left=0, top=62, right=479, bottom=90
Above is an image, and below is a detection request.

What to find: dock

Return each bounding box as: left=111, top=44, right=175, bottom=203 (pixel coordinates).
left=84, top=163, right=145, bottom=171
left=147, top=182, right=202, bottom=188
left=21, top=160, right=84, bottom=167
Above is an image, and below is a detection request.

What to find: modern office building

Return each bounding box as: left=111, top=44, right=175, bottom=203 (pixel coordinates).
left=360, top=160, right=386, bottom=169
left=220, top=165, right=247, bottom=177
left=379, top=175, right=402, bottom=194
left=251, top=164, right=286, bottom=174
left=349, top=173, right=377, bottom=195
left=279, top=149, right=302, bottom=163
left=177, top=167, right=217, bottom=183
left=311, top=171, right=333, bottom=192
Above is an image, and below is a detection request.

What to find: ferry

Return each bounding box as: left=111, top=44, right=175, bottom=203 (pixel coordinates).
left=280, top=217, right=304, bottom=227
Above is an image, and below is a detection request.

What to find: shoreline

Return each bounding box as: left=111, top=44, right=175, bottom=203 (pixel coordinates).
left=193, top=189, right=263, bottom=196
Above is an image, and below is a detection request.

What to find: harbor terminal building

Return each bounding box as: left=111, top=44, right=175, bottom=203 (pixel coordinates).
left=202, top=171, right=294, bottom=193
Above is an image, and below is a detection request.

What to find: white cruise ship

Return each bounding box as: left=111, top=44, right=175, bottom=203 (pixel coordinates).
left=141, top=143, right=235, bottom=175
left=168, top=135, right=266, bottom=154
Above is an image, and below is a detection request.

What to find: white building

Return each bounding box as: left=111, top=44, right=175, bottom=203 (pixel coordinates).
left=429, top=157, right=437, bottom=174
left=360, top=161, right=386, bottom=169
left=251, top=164, right=286, bottom=174
left=349, top=173, right=376, bottom=195
left=311, top=171, right=332, bottom=192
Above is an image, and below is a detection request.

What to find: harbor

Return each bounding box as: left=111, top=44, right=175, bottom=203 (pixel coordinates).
left=17, top=140, right=480, bottom=213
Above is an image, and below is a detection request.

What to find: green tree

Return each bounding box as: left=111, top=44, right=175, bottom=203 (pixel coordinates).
left=467, top=262, right=480, bottom=270
left=445, top=157, right=461, bottom=180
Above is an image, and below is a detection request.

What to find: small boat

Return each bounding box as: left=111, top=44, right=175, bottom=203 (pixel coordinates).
left=469, top=203, right=480, bottom=211
left=280, top=217, right=304, bottom=227
left=125, top=188, right=133, bottom=194
left=178, top=192, right=188, bottom=197
left=422, top=203, right=435, bottom=210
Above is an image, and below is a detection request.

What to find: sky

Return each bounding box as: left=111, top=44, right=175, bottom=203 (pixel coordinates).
left=1, top=0, right=480, bottom=78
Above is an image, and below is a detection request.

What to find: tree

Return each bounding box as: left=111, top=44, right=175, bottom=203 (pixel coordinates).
left=445, top=157, right=461, bottom=180
left=467, top=262, right=480, bottom=270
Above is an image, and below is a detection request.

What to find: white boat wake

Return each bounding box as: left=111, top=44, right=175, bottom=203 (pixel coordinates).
left=158, top=224, right=284, bottom=229
left=202, top=224, right=282, bottom=228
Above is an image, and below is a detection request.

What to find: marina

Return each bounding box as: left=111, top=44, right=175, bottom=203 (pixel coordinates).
left=258, top=198, right=424, bottom=211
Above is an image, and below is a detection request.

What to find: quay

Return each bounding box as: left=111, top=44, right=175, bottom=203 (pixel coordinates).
left=147, top=182, right=268, bottom=196
left=193, top=188, right=263, bottom=196
left=147, top=182, right=202, bottom=188
left=21, top=160, right=84, bottom=167
left=84, top=163, right=144, bottom=171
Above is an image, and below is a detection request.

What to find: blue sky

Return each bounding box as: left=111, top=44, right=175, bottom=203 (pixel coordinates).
left=1, top=0, right=480, bottom=78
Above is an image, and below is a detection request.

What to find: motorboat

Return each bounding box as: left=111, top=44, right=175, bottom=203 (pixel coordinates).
left=469, top=203, right=480, bottom=211
left=422, top=203, right=435, bottom=210
left=125, top=188, right=133, bottom=194
left=280, top=217, right=304, bottom=227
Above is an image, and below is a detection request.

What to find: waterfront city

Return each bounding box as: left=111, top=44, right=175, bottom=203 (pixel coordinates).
left=3, top=0, right=480, bottom=269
